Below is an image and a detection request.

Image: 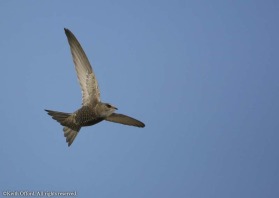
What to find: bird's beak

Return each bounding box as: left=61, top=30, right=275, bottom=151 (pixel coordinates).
left=114, top=107, right=118, bottom=110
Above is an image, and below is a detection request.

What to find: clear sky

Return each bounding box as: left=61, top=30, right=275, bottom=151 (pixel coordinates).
left=1, top=1, right=278, bottom=197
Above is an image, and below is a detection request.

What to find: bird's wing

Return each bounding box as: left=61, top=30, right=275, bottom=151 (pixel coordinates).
left=105, top=113, right=145, bottom=128
left=64, top=28, right=100, bottom=106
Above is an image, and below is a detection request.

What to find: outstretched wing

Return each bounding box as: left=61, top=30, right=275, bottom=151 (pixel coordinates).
left=64, top=28, right=100, bottom=106
left=105, top=113, right=145, bottom=128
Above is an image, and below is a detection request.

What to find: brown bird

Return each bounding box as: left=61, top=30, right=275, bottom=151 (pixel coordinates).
left=45, top=28, right=145, bottom=146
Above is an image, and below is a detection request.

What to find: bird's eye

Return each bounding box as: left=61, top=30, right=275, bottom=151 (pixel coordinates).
left=106, top=104, right=111, bottom=108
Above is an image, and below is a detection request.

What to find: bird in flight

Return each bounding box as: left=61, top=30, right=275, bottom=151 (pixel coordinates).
left=45, top=28, right=145, bottom=147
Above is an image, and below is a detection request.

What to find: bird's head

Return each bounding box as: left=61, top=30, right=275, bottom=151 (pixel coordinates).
left=99, top=103, right=118, bottom=117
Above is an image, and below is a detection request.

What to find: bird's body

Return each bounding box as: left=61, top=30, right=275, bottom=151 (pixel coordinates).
left=73, top=105, right=104, bottom=126
left=45, top=28, right=145, bottom=146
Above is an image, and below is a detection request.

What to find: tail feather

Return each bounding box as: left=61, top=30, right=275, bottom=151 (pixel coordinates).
left=45, top=109, right=71, bottom=125
left=63, top=126, right=79, bottom=147
left=45, top=109, right=80, bottom=146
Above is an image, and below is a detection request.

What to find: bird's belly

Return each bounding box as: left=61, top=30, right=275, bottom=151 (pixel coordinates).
left=75, top=106, right=103, bottom=127
left=82, top=118, right=103, bottom=126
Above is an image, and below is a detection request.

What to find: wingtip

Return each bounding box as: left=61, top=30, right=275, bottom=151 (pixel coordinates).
left=139, top=120, right=145, bottom=127
left=137, top=121, right=145, bottom=128
left=64, top=28, right=70, bottom=34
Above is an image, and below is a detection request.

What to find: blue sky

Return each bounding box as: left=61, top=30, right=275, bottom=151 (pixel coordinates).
left=1, top=1, right=279, bottom=197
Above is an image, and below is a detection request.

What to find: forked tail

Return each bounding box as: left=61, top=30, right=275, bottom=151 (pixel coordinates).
left=45, top=109, right=80, bottom=146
